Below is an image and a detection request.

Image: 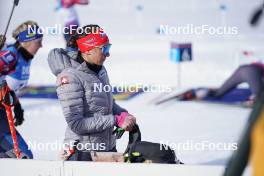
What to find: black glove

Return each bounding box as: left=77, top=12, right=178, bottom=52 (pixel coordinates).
left=0, top=35, right=6, bottom=50
left=2, top=88, right=17, bottom=106
left=13, top=101, right=24, bottom=126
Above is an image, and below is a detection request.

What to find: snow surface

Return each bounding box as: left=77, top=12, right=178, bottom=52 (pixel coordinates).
left=0, top=0, right=263, bottom=165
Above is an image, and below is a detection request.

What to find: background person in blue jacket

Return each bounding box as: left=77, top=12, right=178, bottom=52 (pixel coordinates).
left=0, top=21, right=43, bottom=158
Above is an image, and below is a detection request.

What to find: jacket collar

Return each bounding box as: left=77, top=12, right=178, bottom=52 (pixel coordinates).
left=75, top=61, right=106, bottom=76
left=67, top=51, right=105, bottom=75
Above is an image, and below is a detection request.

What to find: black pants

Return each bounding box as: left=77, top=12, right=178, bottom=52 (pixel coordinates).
left=214, top=64, right=263, bottom=98
left=0, top=108, right=33, bottom=158
left=0, top=108, right=13, bottom=155
left=0, top=108, right=11, bottom=136
left=67, top=146, right=117, bottom=161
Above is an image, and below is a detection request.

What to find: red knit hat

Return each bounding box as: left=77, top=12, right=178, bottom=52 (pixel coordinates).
left=76, top=30, right=109, bottom=53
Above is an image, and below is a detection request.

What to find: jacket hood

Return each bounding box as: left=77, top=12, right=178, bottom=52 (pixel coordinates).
left=48, top=48, right=82, bottom=76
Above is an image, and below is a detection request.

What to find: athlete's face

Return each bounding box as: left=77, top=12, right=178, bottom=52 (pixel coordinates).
left=22, top=38, right=43, bottom=55
left=82, top=43, right=110, bottom=65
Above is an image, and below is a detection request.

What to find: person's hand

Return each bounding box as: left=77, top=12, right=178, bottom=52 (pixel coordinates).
left=125, top=114, right=136, bottom=131
left=13, top=100, right=24, bottom=126
left=0, top=35, right=6, bottom=50
left=1, top=87, right=17, bottom=107
left=115, top=112, right=136, bottom=131
left=0, top=87, right=23, bottom=126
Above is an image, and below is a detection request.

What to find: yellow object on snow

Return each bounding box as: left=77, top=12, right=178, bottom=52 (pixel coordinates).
left=251, top=108, right=264, bottom=176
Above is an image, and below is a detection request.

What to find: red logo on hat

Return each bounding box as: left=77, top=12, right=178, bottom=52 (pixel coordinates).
left=60, top=76, right=69, bottom=85
left=76, top=29, right=109, bottom=53
left=83, top=37, right=96, bottom=46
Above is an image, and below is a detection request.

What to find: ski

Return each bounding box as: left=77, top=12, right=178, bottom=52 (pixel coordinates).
left=155, top=88, right=252, bottom=108
left=154, top=89, right=195, bottom=105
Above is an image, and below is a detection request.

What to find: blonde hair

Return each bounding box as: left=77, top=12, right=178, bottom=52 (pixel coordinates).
left=12, top=20, right=39, bottom=40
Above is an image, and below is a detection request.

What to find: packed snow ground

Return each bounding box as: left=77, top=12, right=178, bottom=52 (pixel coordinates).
left=1, top=0, right=263, bottom=165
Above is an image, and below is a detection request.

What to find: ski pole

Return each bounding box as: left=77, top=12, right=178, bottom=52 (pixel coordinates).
left=3, top=0, right=20, bottom=36
left=250, top=1, right=264, bottom=26
left=1, top=85, right=21, bottom=159
left=155, top=95, right=179, bottom=105
left=3, top=104, right=21, bottom=158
